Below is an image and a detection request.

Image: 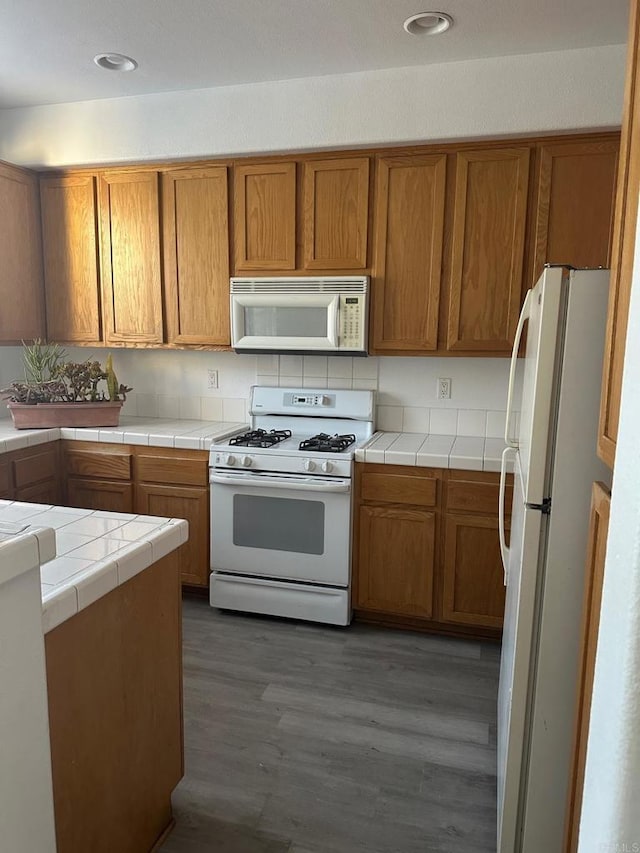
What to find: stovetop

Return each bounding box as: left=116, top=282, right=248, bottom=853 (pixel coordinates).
left=229, top=429, right=292, bottom=448
left=209, top=386, right=375, bottom=477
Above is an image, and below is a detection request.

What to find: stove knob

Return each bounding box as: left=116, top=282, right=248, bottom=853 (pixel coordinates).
left=304, top=459, right=316, bottom=472
left=225, top=454, right=236, bottom=466
left=241, top=456, right=252, bottom=468
left=321, top=460, right=333, bottom=474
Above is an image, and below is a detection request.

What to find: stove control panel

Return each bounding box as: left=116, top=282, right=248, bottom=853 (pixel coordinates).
left=287, top=393, right=334, bottom=408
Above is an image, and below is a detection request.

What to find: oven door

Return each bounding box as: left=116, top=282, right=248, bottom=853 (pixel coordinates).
left=231, top=293, right=339, bottom=352
left=210, top=470, right=351, bottom=585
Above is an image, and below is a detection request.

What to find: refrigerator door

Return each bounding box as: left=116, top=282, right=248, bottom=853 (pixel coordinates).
left=497, top=456, right=545, bottom=853
left=505, top=266, right=566, bottom=506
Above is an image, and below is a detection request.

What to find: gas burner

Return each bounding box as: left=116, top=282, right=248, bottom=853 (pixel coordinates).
left=229, top=429, right=292, bottom=448
left=298, top=433, right=356, bottom=453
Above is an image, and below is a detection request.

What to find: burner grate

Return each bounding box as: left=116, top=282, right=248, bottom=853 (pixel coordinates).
left=298, top=433, right=356, bottom=453
left=229, top=429, right=292, bottom=448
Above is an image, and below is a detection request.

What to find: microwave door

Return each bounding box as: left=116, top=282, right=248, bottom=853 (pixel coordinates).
left=232, top=293, right=339, bottom=351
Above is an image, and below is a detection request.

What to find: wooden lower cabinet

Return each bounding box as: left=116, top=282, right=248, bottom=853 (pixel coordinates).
left=442, top=512, right=506, bottom=629
left=564, top=482, right=611, bottom=852
left=356, top=504, right=436, bottom=619
left=136, top=482, right=209, bottom=587
left=60, top=441, right=211, bottom=588
left=7, top=443, right=60, bottom=505
left=45, top=550, right=183, bottom=853
left=353, top=463, right=511, bottom=637
left=66, top=477, right=134, bottom=512
left=0, top=458, right=9, bottom=499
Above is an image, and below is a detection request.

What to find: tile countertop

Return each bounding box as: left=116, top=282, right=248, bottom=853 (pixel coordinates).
left=0, top=501, right=189, bottom=634
left=0, top=416, right=247, bottom=454
left=355, top=432, right=511, bottom=472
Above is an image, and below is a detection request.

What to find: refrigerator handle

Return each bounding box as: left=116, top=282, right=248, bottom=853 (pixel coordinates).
left=504, top=288, right=533, bottom=448
left=499, top=446, right=516, bottom=584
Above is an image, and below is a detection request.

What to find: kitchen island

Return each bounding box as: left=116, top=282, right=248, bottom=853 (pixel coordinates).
left=0, top=500, right=188, bottom=853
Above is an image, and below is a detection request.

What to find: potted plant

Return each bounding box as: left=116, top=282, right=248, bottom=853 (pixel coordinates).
left=1, top=340, right=132, bottom=429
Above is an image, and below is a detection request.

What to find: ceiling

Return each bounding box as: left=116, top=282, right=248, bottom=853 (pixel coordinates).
left=0, top=0, right=629, bottom=109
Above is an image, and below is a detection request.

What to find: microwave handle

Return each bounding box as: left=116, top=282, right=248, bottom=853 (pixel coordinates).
left=335, top=301, right=340, bottom=347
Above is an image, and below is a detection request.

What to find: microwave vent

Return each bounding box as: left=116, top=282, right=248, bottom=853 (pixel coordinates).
left=231, top=276, right=368, bottom=294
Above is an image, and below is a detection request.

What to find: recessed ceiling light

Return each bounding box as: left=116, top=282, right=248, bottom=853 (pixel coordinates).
left=403, top=12, right=453, bottom=36
left=93, top=53, right=138, bottom=72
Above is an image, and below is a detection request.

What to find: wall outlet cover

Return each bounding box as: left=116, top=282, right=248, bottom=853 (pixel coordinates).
left=207, top=369, right=219, bottom=390
left=437, top=377, right=452, bottom=399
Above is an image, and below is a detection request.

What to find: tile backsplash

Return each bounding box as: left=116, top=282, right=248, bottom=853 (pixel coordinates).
left=0, top=347, right=518, bottom=437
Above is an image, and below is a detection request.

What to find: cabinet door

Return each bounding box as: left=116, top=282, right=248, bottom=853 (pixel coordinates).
left=303, top=157, right=370, bottom=270
left=15, top=480, right=61, bottom=505
left=356, top=504, right=435, bottom=618
left=372, top=154, right=446, bottom=352
left=0, top=458, right=11, bottom=499
left=99, top=171, right=164, bottom=344
left=40, top=174, right=102, bottom=343
left=234, top=162, right=296, bottom=271
left=599, top=4, right=640, bottom=468
left=531, top=139, right=618, bottom=284
left=0, top=162, right=45, bottom=342
left=136, top=483, right=209, bottom=587
left=66, top=478, right=134, bottom=513
left=447, top=148, right=530, bottom=352
left=442, top=513, right=506, bottom=628
left=163, top=166, right=231, bottom=345
left=564, top=483, right=611, bottom=853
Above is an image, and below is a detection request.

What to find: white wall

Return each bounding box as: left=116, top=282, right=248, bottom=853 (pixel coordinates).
left=579, top=208, right=640, bottom=852
left=0, top=43, right=625, bottom=168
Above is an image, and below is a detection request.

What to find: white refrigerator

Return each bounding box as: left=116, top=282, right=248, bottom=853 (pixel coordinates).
left=497, top=267, right=611, bottom=852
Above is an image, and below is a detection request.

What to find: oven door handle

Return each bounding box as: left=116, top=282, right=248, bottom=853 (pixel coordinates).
left=209, top=472, right=351, bottom=494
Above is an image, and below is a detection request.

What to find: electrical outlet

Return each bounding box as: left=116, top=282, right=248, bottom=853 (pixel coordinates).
left=437, top=377, right=451, bottom=400
left=207, top=369, right=219, bottom=390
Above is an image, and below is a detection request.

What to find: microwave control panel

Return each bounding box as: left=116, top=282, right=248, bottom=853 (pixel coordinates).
left=340, top=295, right=364, bottom=348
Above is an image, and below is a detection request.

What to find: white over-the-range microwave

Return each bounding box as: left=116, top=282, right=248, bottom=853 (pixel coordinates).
left=230, top=276, right=368, bottom=355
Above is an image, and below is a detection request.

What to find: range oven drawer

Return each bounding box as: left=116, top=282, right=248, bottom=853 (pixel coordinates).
left=210, top=573, right=350, bottom=626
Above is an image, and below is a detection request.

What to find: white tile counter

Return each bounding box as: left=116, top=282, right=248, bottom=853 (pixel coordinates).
left=0, top=416, right=246, bottom=454
left=0, top=500, right=188, bottom=634
left=356, top=432, right=510, bottom=472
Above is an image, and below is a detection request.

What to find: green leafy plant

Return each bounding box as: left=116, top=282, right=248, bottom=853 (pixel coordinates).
left=1, top=340, right=132, bottom=405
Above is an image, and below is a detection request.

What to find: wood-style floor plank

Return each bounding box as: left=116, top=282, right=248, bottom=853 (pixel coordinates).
left=160, top=598, right=500, bottom=853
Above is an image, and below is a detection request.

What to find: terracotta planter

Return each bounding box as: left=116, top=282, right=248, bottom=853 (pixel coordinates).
left=7, top=401, right=124, bottom=430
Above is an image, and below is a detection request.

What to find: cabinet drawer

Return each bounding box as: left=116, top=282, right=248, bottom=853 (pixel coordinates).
left=136, top=454, right=208, bottom=487
left=13, top=446, right=57, bottom=489
left=361, top=472, right=438, bottom=507
left=64, top=448, right=132, bottom=481
left=447, top=477, right=513, bottom=516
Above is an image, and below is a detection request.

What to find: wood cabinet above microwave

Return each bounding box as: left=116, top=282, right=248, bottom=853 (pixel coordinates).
left=29, top=131, right=618, bottom=357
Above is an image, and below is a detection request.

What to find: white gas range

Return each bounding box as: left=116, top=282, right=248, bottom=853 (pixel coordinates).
left=208, top=386, right=375, bottom=625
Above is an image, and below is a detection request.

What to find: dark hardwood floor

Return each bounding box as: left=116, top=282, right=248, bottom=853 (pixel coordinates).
left=160, top=597, right=500, bottom=853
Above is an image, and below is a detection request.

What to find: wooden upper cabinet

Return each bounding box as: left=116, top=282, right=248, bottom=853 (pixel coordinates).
left=163, top=166, right=230, bottom=346
left=40, top=174, right=102, bottom=343
left=303, top=157, right=370, bottom=269
left=446, top=147, right=530, bottom=352
left=599, top=3, right=640, bottom=468
left=531, top=138, right=619, bottom=284
left=0, top=162, right=45, bottom=342
left=372, top=154, right=446, bottom=352
left=234, top=162, right=296, bottom=271
left=98, top=170, right=164, bottom=344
